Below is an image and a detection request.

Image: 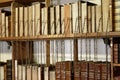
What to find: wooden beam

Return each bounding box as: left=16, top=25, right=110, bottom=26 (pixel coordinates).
left=74, top=39, right=78, bottom=62
left=46, top=40, right=50, bottom=66
left=0, top=0, right=13, bottom=3
left=0, top=0, right=13, bottom=7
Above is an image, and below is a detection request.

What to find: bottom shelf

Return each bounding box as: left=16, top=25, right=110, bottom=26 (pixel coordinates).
left=0, top=61, right=111, bottom=80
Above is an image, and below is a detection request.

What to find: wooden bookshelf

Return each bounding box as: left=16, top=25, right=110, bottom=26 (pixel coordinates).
left=0, top=32, right=120, bottom=41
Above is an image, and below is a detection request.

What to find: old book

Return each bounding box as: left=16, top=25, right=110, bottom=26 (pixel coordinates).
left=15, top=60, right=18, bottom=80
left=114, top=1, right=120, bottom=31
left=41, top=7, right=49, bottom=35
left=65, top=61, right=73, bottom=80
left=88, top=61, right=95, bottom=80
left=91, top=6, right=96, bottom=33
left=61, top=62, right=65, bottom=80
left=22, top=65, right=26, bottom=80
left=0, top=66, right=4, bottom=80
left=87, top=6, right=92, bottom=33
left=4, top=65, right=7, bottom=80
left=1, top=13, right=5, bottom=37
left=74, top=61, right=81, bottom=80
left=32, top=66, right=38, bottom=80
left=44, top=67, right=49, bottom=80
left=81, top=2, right=87, bottom=33
left=113, top=44, right=119, bottom=63
left=6, top=60, right=12, bottom=80
left=18, top=65, right=22, bottom=80
left=64, top=4, right=72, bottom=34
left=96, top=5, right=102, bottom=32
left=95, top=63, right=101, bottom=80
left=102, top=0, right=111, bottom=32
left=38, top=67, right=42, bottom=80
left=56, top=5, right=61, bottom=34
left=50, top=7, right=55, bottom=35
left=27, top=66, right=32, bottom=80
left=24, top=7, right=29, bottom=37
left=0, top=11, right=2, bottom=37
left=32, top=4, right=36, bottom=36
left=5, top=16, right=9, bottom=37
left=15, top=7, right=19, bottom=37
left=78, top=1, right=82, bottom=33
left=29, top=6, right=33, bottom=36
left=35, top=3, right=42, bottom=36
left=5, top=16, right=11, bottom=37
left=61, top=6, right=64, bottom=34
left=72, top=2, right=79, bottom=33
left=80, top=61, right=88, bottom=80
left=101, top=63, right=111, bottom=80
left=55, top=62, right=61, bottom=80
left=50, top=71, right=55, bottom=80
left=19, top=7, right=24, bottom=37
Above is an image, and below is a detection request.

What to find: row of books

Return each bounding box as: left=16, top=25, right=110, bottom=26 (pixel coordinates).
left=56, top=61, right=111, bottom=80
left=12, top=0, right=112, bottom=37
left=0, top=10, right=11, bottom=37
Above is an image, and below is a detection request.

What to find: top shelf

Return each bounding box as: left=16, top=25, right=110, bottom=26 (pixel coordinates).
left=0, top=0, right=45, bottom=7
left=0, top=32, right=120, bottom=41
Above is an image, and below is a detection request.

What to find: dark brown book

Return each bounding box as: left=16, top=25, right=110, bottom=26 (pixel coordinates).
left=88, top=61, right=95, bottom=80
left=113, top=44, right=119, bottom=63
left=55, top=62, right=61, bottom=80
left=80, top=61, right=88, bottom=80
left=6, top=60, right=12, bottom=80
left=95, top=63, right=101, bottom=80
left=101, top=63, right=111, bottom=80
left=61, top=62, right=65, bottom=80
left=65, top=61, right=73, bottom=80
left=74, top=61, right=81, bottom=80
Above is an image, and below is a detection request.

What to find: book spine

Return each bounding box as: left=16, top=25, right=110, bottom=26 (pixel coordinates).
left=72, top=2, right=79, bottom=33
left=19, top=7, right=24, bottom=37
left=24, top=7, right=29, bottom=37
left=113, top=44, right=118, bottom=63
left=35, top=3, right=41, bottom=36
left=15, top=7, right=19, bottom=37
left=81, top=3, right=87, bottom=33
left=1, top=13, right=5, bottom=37
left=114, top=1, right=120, bottom=31
left=61, top=6, right=64, bottom=34
left=64, top=4, right=72, bottom=35
left=32, top=66, right=38, bottom=80
left=50, top=7, right=55, bottom=35
left=74, top=62, right=81, bottom=80
left=91, top=6, right=96, bottom=33
left=96, top=5, right=102, bottom=32
left=55, top=62, right=61, bottom=80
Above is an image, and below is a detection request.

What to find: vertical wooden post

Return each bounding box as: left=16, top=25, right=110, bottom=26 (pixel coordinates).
left=45, top=0, right=51, bottom=66
left=110, top=38, right=113, bottom=80
left=74, top=39, right=78, bottom=62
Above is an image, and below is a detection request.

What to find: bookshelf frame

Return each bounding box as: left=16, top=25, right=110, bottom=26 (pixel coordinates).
left=0, top=0, right=118, bottom=80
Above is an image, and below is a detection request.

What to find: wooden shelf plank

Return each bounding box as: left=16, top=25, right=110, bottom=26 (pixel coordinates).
left=0, top=32, right=120, bottom=41
left=113, top=63, right=120, bottom=67
left=0, top=0, right=45, bottom=7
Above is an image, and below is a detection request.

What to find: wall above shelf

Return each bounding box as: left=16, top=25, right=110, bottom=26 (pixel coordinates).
left=0, top=32, right=120, bottom=41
